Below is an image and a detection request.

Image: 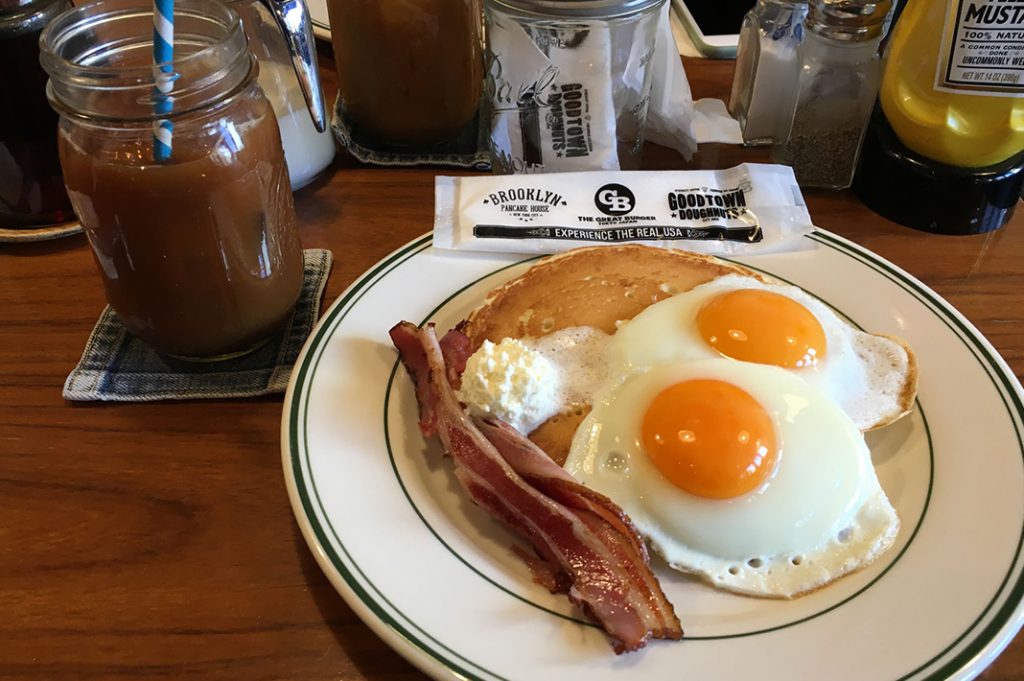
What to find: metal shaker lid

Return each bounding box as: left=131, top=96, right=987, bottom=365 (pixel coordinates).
left=806, top=0, right=892, bottom=41
left=485, top=0, right=666, bottom=20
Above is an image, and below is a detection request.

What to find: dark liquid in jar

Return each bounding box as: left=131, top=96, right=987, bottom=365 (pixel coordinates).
left=0, top=8, right=74, bottom=227
left=59, top=99, right=303, bottom=359
left=328, top=0, right=483, bottom=146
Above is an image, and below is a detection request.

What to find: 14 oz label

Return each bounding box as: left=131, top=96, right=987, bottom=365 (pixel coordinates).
left=937, top=0, right=1024, bottom=96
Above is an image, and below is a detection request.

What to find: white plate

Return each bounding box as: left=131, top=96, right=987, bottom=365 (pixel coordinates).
left=283, top=231, right=1024, bottom=681
left=308, top=0, right=330, bottom=41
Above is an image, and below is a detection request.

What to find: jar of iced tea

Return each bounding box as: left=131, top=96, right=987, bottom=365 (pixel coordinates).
left=327, top=0, right=484, bottom=146
left=41, top=0, right=304, bottom=359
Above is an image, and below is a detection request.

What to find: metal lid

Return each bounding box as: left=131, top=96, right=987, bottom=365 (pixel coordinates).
left=486, top=0, right=665, bottom=20
left=806, top=0, right=891, bottom=41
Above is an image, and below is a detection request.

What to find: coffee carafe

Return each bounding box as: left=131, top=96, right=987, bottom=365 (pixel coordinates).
left=231, top=0, right=334, bottom=190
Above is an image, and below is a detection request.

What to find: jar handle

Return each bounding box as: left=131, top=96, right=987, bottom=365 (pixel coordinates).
left=260, top=0, right=327, bottom=132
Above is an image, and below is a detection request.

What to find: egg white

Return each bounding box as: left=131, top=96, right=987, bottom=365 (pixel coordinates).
left=608, top=274, right=912, bottom=431
left=564, top=358, right=900, bottom=598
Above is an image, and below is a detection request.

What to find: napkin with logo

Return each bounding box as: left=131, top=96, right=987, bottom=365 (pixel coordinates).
left=63, top=249, right=332, bottom=402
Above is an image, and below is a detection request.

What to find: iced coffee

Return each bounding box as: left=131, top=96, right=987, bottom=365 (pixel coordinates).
left=328, top=0, right=483, bottom=146
left=42, top=0, right=303, bottom=359
left=59, top=100, right=302, bottom=358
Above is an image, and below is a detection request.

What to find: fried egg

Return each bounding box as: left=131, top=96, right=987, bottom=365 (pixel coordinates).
left=608, top=274, right=914, bottom=431
left=563, top=358, right=900, bottom=598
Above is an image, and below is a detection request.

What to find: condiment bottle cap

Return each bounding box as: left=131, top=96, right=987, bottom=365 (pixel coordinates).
left=806, top=0, right=892, bottom=41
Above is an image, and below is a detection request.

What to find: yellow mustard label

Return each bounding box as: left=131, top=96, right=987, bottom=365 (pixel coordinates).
left=936, top=0, right=1024, bottom=96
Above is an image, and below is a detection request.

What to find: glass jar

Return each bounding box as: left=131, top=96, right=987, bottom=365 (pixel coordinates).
left=327, top=0, right=484, bottom=147
left=484, top=0, right=666, bottom=173
left=774, top=0, right=890, bottom=189
left=0, top=0, right=74, bottom=227
left=41, top=0, right=304, bottom=360
left=729, top=0, right=808, bottom=146
left=229, top=0, right=334, bottom=190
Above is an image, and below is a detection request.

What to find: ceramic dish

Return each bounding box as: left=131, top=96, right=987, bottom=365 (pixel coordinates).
left=283, top=231, right=1024, bottom=681
left=0, top=220, right=83, bottom=244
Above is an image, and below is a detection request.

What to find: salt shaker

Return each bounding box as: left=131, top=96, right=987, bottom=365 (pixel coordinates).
left=728, top=0, right=808, bottom=146
left=775, top=0, right=890, bottom=189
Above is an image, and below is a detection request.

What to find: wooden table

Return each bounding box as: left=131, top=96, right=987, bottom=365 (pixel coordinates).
left=2, top=52, right=1023, bottom=681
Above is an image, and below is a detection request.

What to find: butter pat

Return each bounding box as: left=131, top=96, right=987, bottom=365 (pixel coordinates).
left=457, top=338, right=560, bottom=434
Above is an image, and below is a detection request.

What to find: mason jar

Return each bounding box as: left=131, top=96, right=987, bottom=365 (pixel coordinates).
left=41, top=0, right=304, bottom=359
left=484, top=0, right=666, bottom=173
left=328, top=0, right=484, bottom=147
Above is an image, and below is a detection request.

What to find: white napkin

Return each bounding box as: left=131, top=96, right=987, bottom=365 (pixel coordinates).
left=646, top=3, right=742, bottom=155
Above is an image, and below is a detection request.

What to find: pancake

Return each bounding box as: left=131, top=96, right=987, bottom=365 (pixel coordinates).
left=460, top=245, right=918, bottom=463
left=461, top=246, right=763, bottom=464
left=463, top=245, right=763, bottom=348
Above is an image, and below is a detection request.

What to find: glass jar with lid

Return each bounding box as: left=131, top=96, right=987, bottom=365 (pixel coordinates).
left=774, top=0, right=891, bottom=189
left=41, top=0, right=304, bottom=359
left=484, top=0, right=666, bottom=173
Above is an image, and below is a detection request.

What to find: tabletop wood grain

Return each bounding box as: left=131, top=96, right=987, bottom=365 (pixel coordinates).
left=2, top=48, right=1023, bottom=681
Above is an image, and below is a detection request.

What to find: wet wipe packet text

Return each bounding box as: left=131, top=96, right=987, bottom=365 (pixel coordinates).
left=434, top=164, right=813, bottom=256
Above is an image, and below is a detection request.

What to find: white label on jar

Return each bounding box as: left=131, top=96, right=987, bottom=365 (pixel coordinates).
left=936, top=0, right=1024, bottom=96
left=487, top=20, right=619, bottom=173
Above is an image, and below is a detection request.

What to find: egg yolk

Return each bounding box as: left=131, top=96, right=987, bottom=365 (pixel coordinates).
left=696, top=289, right=826, bottom=369
left=641, top=379, right=778, bottom=499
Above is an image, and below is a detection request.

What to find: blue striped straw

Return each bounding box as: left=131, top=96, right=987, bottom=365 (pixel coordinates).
left=152, top=0, right=175, bottom=162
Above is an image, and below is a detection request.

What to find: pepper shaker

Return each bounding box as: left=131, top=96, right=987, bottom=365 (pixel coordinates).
left=775, top=0, right=890, bottom=189
left=729, top=0, right=808, bottom=146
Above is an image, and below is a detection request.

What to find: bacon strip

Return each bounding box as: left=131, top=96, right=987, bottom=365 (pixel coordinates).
left=474, top=418, right=681, bottom=641
left=389, top=321, right=683, bottom=653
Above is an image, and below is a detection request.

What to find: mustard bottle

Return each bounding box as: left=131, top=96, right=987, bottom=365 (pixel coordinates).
left=882, top=0, right=1024, bottom=167
left=854, top=0, right=1024, bottom=234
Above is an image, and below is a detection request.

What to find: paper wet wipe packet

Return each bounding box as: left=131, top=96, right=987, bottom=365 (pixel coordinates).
left=434, top=164, right=813, bottom=256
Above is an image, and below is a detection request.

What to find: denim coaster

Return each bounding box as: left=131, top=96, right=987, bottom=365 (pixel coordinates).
left=63, top=249, right=333, bottom=402
left=332, top=94, right=491, bottom=170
